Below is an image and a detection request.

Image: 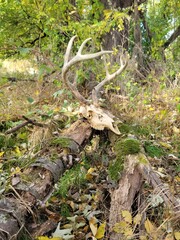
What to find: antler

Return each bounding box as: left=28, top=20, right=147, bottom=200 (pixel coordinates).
left=92, top=53, right=128, bottom=106
left=62, top=36, right=128, bottom=135
left=62, top=35, right=112, bottom=104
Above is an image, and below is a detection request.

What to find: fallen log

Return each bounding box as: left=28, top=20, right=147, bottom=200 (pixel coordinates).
left=0, top=119, right=92, bottom=240
left=109, top=153, right=180, bottom=240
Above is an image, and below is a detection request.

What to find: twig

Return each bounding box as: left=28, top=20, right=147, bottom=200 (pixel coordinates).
left=5, top=116, right=47, bottom=134
left=5, top=121, right=29, bottom=134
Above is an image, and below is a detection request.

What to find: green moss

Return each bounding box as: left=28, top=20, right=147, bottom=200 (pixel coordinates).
left=51, top=137, right=72, bottom=148
left=108, top=138, right=141, bottom=181
left=115, top=138, right=141, bottom=156
left=56, top=164, right=87, bottom=198
left=108, top=156, right=124, bottom=181
left=118, top=123, right=151, bottom=137
left=60, top=203, right=71, bottom=217
left=144, top=141, right=165, bottom=157
left=118, top=123, right=131, bottom=134
left=131, top=125, right=150, bottom=137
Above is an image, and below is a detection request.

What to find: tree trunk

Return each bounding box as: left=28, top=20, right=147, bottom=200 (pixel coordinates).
left=0, top=119, right=92, bottom=240
left=101, top=0, right=129, bottom=53
left=132, top=0, right=146, bottom=78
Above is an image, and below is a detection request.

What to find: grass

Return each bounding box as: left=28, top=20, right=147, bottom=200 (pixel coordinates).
left=0, top=58, right=179, bottom=240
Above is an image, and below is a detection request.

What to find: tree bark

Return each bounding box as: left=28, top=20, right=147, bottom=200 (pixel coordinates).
left=132, top=0, right=146, bottom=77
left=0, top=119, right=92, bottom=240
left=163, top=25, right=180, bottom=49
left=101, top=0, right=129, bottom=53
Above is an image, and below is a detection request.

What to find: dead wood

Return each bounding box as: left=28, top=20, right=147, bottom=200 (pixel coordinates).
left=109, top=153, right=180, bottom=240
left=109, top=155, right=143, bottom=240
left=5, top=116, right=47, bottom=134
left=0, top=119, right=92, bottom=240
left=138, top=155, right=180, bottom=214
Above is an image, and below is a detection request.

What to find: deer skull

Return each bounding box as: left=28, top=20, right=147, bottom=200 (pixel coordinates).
left=62, top=36, right=127, bottom=135
left=79, top=105, right=120, bottom=135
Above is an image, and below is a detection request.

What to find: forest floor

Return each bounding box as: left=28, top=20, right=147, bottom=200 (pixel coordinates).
left=0, top=63, right=180, bottom=240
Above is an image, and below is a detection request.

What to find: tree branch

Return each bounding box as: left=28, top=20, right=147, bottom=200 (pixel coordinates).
left=163, top=25, right=180, bottom=49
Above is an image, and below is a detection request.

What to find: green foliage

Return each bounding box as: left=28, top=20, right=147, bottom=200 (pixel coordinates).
left=0, top=134, right=17, bottom=149
left=119, top=123, right=151, bottom=137
left=56, top=164, right=87, bottom=198
left=52, top=137, right=72, bottom=148
left=144, top=141, right=165, bottom=158
left=146, top=0, right=180, bottom=59
left=0, top=0, right=128, bottom=63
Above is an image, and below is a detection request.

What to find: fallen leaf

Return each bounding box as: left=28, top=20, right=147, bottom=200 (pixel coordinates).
left=86, top=168, right=97, bottom=181
left=175, top=232, right=180, bottom=240
left=36, top=237, right=61, bottom=240
left=122, top=210, right=132, bottom=224
left=133, top=214, right=142, bottom=225
left=52, top=222, right=74, bottom=239
left=113, top=221, right=129, bottom=233
left=89, top=217, right=98, bottom=236
left=144, top=218, right=156, bottom=235
left=0, top=152, right=4, bottom=157
left=95, top=222, right=106, bottom=239
left=165, top=233, right=174, bottom=240
left=123, top=226, right=133, bottom=237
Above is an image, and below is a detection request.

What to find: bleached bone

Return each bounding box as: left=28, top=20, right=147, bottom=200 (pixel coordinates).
left=62, top=36, right=128, bottom=135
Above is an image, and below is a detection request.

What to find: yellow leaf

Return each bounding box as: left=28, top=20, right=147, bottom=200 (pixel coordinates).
left=113, top=221, right=128, bottom=233
left=144, top=218, right=156, bottom=234
left=159, top=142, right=172, bottom=149
left=123, top=226, right=133, bottom=237
left=11, top=167, right=21, bottom=176
left=122, top=210, right=132, bottom=224
left=89, top=217, right=98, bottom=236
left=36, top=237, right=62, bottom=240
left=133, top=214, right=142, bottom=225
left=87, top=168, right=96, bottom=174
left=15, top=146, right=21, bottom=157
left=175, top=232, right=180, bottom=240
left=35, top=90, right=39, bottom=96
left=86, top=168, right=96, bottom=181
left=175, top=176, right=180, bottom=182
left=0, top=152, right=4, bottom=157
left=165, top=233, right=174, bottom=240
left=53, top=107, right=61, bottom=112
left=173, top=126, right=180, bottom=134
left=139, top=236, right=148, bottom=240
left=95, top=222, right=106, bottom=239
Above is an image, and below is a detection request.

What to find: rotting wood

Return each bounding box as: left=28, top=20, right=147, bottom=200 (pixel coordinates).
left=0, top=119, right=92, bottom=240
left=109, top=154, right=143, bottom=240
left=109, top=153, right=180, bottom=240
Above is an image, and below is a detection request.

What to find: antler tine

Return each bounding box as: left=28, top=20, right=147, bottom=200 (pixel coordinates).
left=92, top=54, right=128, bottom=106
left=78, top=37, right=92, bottom=55
left=64, top=35, right=77, bottom=64
left=62, top=36, right=113, bottom=104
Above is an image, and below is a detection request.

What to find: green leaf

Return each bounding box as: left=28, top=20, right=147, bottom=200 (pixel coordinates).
left=27, top=97, right=34, bottom=103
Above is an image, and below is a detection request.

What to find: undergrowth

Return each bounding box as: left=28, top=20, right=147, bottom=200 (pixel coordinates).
left=0, top=59, right=179, bottom=240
